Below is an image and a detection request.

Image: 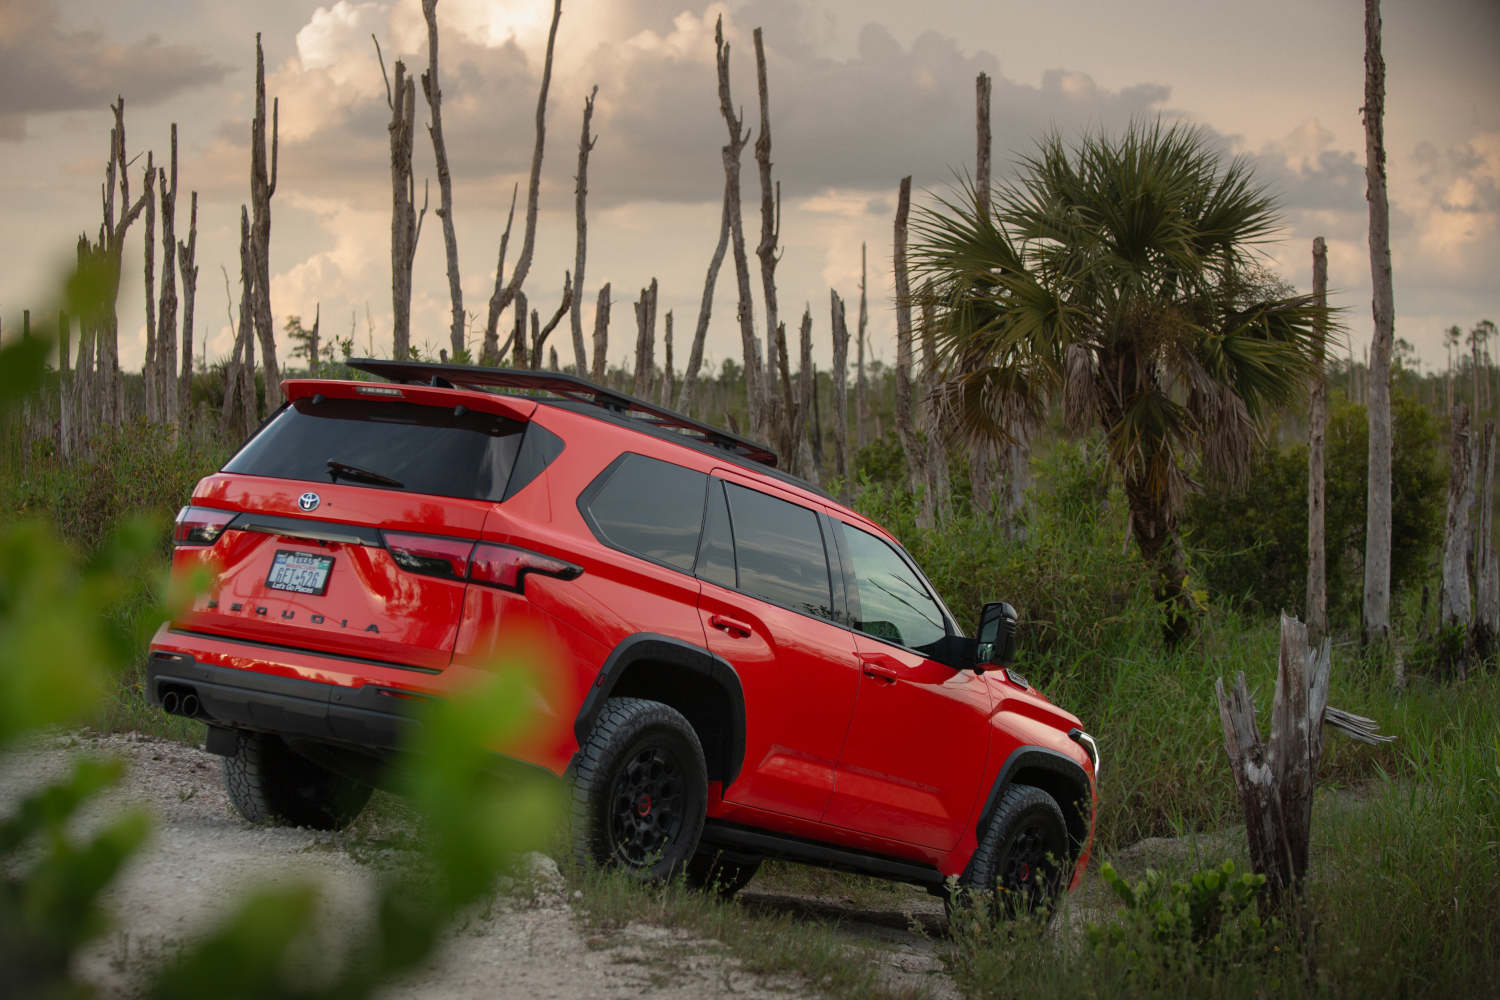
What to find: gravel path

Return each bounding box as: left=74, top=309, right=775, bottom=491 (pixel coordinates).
left=1, top=731, right=960, bottom=999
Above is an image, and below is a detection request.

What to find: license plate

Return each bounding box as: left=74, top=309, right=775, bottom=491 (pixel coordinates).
left=266, top=550, right=334, bottom=595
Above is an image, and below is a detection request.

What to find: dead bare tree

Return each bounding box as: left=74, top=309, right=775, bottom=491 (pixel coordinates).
left=1307, top=237, right=1330, bottom=645
left=633, top=279, right=658, bottom=398
left=1441, top=402, right=1475, bottom=676
left=510, top=291, right=529, bottom=367
left=223, top=206, right=259, bottom=439
left=830, top=289, right=850, bottom=485
left=530, top=272, right=573, bottom=369
left=591, top=284, right=611, bottom=383
left=676, top=183, right=732, bottom=415
left=419, top=0, right=465, bottom=358
left=1476, top=422, right=1499, bottom=652
left=177, top=190, right=199, bottom=420
left=1362, top=0, right=1396, bottom=649
left=483, top=185, right=518, bottom=364
left=714, top=15, right=765, bottom=435
left=571, top=87, right=599, bottom=374
left=159, top=125, right=180, bottom=433
left=249, top=36, right=283, bottom=407
left=141, top=150, right=158, bottom=422
left=100, top=97, right=152, bottom=426
left=656, top=312, right=673, bottom=405
left=752, top=27, right=782, bottom=441
left=484, top=0, right=564, bottom=352
left=856, top=242, right=868, bottom=450
left=919, top=282, right=952, bottom=528
left=894, top=178, right=924, bottom=502
left=796, top=307, right=818, bottom=485
left=376, top=36, right=425, bottom=361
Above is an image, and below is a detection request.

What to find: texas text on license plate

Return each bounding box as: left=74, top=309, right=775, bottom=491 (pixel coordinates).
left=266, top=550, right=334, bottom=595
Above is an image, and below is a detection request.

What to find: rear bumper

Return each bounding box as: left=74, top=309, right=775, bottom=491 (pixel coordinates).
left=145, top=648, right=423, bottom=750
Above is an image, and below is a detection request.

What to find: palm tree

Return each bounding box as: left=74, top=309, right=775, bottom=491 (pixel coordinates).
left=912, top=122, right=1328, bottom=640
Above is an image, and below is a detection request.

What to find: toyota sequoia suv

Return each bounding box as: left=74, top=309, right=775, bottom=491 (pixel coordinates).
left=146, top=359, right=1099, bottom=914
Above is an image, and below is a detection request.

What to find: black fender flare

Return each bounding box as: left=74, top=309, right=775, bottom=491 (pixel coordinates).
left=573, top=633, right=747, bottom=788
left=975, top=745, right=1091, bottom=843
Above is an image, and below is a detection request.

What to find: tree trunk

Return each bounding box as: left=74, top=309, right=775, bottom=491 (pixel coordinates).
left=919, top=285, right=951, bottom=528
left=484, top=0, right=563, bottom=344
left=590, top=284, right=611, bottom=383
left=379, top=38, right=419, bottom=361
left=796, top=307, right=818, bottom=485
left=1216, top=613, right=1332, bottom=906
left=1307, top=236, right=1330, bottom=645
left=142, top=153, right=158, bottom=423
left=830, top=289, right=850, bottom=487
left=570, top=87, right=598, bottom=375
left=159, top=125, right=180, bottom=436
left=970, top=72, right=999, bottom=522
left=250, top=35, right=282, bottom=406
left=714, top=16, right=764, bottom=435
left=1441, top=403, right=1476, bottom=678
left=1362, top=0, right=1396, bottom=649
left=102, top=97, right=150, bottom=429
left=483, top=185, right=518, bottom=364
left=633, top=279, right=658, bottom=399
left=893, top=178, right=924, bottom=502
left=660, top=311, right=675, bottom=406
left=238, top=206, right=258, bottom=439
left=421, top=0, right=466, bottom=360
left=511, top=291, right=529, bottom=368
left=676, top=179, right=732, bottom=415
left=856, top=242, right=868, bottom=451
left=1121, top=460, right=1194, bottom=643
left=752, top=27, right=782, bottom=444
left=1475, top=422, right=1499, bottom=654
left=531, top=273, right=573, bottom=370
left=178, top=190, right=198, bottom=421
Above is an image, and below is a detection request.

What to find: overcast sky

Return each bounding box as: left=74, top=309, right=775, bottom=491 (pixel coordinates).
left=3, top=0, right=1497, bottom=379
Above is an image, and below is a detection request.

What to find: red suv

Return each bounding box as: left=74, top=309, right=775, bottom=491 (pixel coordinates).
left=147, top=359, right=1098, bottom=913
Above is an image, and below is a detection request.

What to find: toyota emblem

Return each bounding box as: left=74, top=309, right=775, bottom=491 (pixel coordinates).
left=298, top=491, right=321, bottom=512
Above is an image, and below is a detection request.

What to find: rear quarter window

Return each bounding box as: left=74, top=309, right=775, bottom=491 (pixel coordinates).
left=578, top=453, right=708, bottom=571
left=223, top=397, right=525, bottom=501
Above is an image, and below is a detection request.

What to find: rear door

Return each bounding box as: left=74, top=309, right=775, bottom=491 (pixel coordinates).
left=177, top=387, right=535, bottom=672
left=696, top=473, right=860, bottom=821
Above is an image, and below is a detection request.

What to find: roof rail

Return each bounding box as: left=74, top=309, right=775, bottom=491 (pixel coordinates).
left=346, top=358, right=779, bottom=468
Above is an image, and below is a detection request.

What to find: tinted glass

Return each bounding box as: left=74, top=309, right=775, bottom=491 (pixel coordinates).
left=695, top=479, right=737, bottom=588
left=224, top=397, right=524, bottom=501
left=840, top=524, right=947, bottom=651
left=724, top=483, right=833, bottom=619
left=583, top=454, right=707, bottom=571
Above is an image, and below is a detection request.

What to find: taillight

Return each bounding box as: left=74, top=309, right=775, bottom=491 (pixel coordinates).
left=173, top=506, right=235, bottom=546
left=384, top=532, right=475, bottom=579
left=468, top=542, right=582, bottom=592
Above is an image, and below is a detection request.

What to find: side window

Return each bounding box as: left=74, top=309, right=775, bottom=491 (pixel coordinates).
left=723, top=482, right=834, bottom=620
left=840, top=524, right=947, bottom=651
left=695, top=479, right=737, bottom=589
left=579, top=454, right=707, bottom=571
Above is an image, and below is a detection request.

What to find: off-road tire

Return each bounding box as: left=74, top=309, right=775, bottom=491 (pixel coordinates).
left=947, top=783, right=1069, bottom=923
left=571, top=697, right=707, bottom=881
left=223, top=730, right=373, bottom=830
left=684, top=849, right=761, bottom=900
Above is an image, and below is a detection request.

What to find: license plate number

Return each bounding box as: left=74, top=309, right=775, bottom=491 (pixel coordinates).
left=266, top=550, right=334, bottom=595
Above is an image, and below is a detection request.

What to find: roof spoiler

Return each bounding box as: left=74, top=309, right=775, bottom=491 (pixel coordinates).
left=347, top=358, right=779, bottom=468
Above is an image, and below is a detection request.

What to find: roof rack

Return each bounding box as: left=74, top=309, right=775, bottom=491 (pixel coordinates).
left=346, top=358, right=779, bottom=468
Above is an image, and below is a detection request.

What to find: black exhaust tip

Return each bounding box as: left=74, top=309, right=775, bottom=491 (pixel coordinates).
left=161, top=689, right=181, bottom=715
left=181, top=693, right=200, bottom=718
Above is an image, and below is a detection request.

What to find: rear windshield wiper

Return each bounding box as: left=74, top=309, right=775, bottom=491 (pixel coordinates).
left=326, top=459, right=404, bottom=489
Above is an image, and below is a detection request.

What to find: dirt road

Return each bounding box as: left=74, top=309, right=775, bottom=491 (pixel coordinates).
left=1, top=731, right=959, bottom=999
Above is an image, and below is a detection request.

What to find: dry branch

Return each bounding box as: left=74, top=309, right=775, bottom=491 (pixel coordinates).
left=676, top=180, right=732, bottom=415
left=571, top=86, right=598, bottom=374
left=531, top=272, right=573, bottom=369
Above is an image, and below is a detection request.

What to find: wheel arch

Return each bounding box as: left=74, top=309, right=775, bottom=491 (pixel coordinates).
left=976, top=745, right=1092, bottom=859
left=574, top=633, right=746, bottom=789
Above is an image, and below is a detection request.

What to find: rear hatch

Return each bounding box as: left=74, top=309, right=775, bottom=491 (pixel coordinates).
left=171, top=380, right=548, bottom=672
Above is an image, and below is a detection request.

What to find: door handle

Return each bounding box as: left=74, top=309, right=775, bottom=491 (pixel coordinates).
left=710, top=614, right=753, bottom=638
left=860, top=661, right=899, bottom=684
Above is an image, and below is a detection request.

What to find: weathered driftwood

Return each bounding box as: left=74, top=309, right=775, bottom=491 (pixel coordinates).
left=1362, top=0, right=1396, bottom=647
left=570, top=87, right=599, bottom=374
left=1307, top=236, right=1330, bottom=645
left=713, top=15, right=764, bottom=435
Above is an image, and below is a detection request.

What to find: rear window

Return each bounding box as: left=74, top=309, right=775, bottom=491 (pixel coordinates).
left=579, top=453, right=708, bottom=571
left=224, top=397, right=525, bottom=501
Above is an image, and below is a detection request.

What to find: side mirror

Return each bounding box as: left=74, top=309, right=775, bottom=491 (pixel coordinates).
left=974, top=601, right=1017, bottom=674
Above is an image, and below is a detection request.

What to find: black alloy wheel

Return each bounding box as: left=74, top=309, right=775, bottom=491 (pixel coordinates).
left=608, top=744, right=688, bottom=866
